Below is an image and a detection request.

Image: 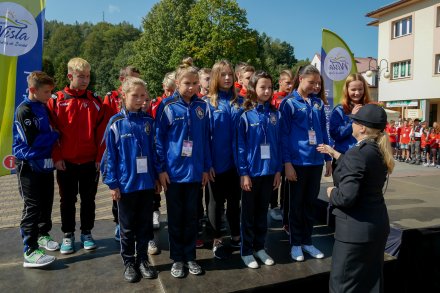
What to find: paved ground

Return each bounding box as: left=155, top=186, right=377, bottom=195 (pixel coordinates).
left=0, top=161, right=439, bottom=292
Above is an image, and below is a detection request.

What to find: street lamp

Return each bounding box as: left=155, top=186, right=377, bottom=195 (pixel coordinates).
left=366, top=58, right=390, bottom=80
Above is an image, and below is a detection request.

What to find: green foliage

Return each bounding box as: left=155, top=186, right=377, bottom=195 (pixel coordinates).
left=43, top=0, right=302, bottom=96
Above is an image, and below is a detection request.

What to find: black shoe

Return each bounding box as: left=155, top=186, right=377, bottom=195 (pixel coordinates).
left=213, top=242, right=230, bottom=259
left=185, top=261, right=203, bottom=275
left=124, top=263, right=140, bottom=283
left=139, top=260, right=157, bottom=279
left=230, top=238, right=241, bottom=249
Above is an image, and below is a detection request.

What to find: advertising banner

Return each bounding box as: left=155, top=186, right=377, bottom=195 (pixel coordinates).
left=0, top=0, right=45, bottom=176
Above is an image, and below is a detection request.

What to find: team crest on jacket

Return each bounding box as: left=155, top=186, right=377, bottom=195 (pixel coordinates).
left=314, top=102, right=321, bottom=110
left=196, top=106, right=204, bottom=119
left=145, top=121, right=151, bottom=135
left=270, top=113, right=277, bottom=125
left=83, top=102, right=88, bottom=108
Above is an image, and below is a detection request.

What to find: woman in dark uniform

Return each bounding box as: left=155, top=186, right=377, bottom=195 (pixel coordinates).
left=317, top=104, right=395, bottom=293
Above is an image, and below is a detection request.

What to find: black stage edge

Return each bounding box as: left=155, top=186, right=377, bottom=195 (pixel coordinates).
left=151, top=212, right=396, bottom=293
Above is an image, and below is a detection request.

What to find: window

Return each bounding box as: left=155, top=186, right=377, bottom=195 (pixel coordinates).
left=393, top=16, right=412, bottom=38
left=392, top=60, right=411, bottom=79
left=437, top=7, right=440, bottom=27
left=435, top=55, right=440, bottom=74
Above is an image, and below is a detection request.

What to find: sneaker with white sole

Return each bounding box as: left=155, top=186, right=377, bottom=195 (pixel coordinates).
left=80, top=233, right=97, bottom=250
left=290, top=245, right=304, bottom=261
left=302, top=244, right=324, bottom=259
left=429, top=163, right=435, bottom=167
left=60, top=233, right=75, bottom=254
left=153, top=211, right=160, bottom=230
left=23, top=248, right=56, bottom=268
left=241, top=255, right=259, bottom=269
left=186, top=261, right=203, bottom=275
left=37, top=235, right=60, bottom=251
left=255, top=249, right=275, bottom=266
left=148, top=240, right=159, bottom=255
left=269, top=208, right=283, bottom=221
left=171, top=261, right=184, bottom=278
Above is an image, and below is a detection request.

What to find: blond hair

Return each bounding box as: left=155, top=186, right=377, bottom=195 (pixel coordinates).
left=208, top=59, right=236, bottom=108
left=175, top=57, right=198, bottom=82
left=67, top=57, right=91, bottom=74
left=365, top=128, right=395, bottom=174
left=121, top=77, right=148, bottom=95
left=162, top=71, right=176, bottom=89
left=279, top=69, right=293, bottom=80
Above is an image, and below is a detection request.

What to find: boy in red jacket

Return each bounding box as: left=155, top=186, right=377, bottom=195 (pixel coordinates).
left=271, top=69, right=293, bottom=109
left=47, top=57, right=106, bottom=254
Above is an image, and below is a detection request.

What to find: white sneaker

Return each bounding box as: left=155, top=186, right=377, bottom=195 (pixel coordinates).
left=423, top=163, right=429, bottom=167
left=269, top=208, right=283, bottom=221
left=290, top=245, right=304, bottom=261
left=302, top=245, right=324, bottom=259
left=429, top=163, right=435, bottom=167
left=241, top=255, right=259, bottom=269
left=148, top=240, right=159, bottom=255
left=255, top=249, right=275, bottom=266
left=153, top=211, right=160, bottom=230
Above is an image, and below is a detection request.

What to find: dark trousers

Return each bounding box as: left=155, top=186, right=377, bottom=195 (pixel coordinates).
left=118, top=190, right=154, bottom=265
left=288, top=165, right=323, bottom=246
left=240, top=175, right=273, bottom=256
left=208, top=168, right=241, bottom=238
left=330, top=238, right=386, bottom=293
left=56, top=161, right=99, bottom=233
left=16, top=160, right=54, bottom=251
left=113, top=192, right=160, bottom=224
left=166, top=182, right=199, bottom=262
left=153, top=193, right=161, bottom=211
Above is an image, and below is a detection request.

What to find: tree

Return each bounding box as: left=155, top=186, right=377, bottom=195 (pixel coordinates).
left=132, top=0, right=195, bottom=96
left=174, top=0, right=257, bottom=69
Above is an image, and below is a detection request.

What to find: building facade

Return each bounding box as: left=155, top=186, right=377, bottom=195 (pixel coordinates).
left=367, top=0, right=440, bottom=125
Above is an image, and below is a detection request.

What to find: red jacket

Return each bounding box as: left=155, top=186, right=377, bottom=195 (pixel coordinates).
left=103, top=86, right=122, bottom=122
left=239, top=86, right=247, bottom=97
left=386, top=125, right=398, bottom=143
left=271, top=91, right=288, bottom=109
left=47, top=87, right=106, bottom=164
left=147, top=94, right=164, bottom=119
left=400, top=126, right=411, bottom=144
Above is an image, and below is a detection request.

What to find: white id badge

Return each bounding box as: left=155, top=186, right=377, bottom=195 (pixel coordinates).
left=308, top=130, right=317, bottom=145
left=181, top=140, right=193, bottom=157
left=260, top=144, right=271, bottom=159
left=136, top=157, right=148, bottom=174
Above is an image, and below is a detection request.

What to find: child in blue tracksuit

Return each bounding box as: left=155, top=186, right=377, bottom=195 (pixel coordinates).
left=14, top=71, right=59, bottom=268
left=204, top=59, right=242, bottom=259
left=101, top=77, right=159, bottom=283
left=279, top=65, right=332, bottom=262
left=237, top=71, right=282, bottom=269
left=156, top=59, right=211, bottom=278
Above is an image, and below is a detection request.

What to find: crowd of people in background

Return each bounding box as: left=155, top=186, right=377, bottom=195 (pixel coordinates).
left=13, top=54, right=437, bottom=292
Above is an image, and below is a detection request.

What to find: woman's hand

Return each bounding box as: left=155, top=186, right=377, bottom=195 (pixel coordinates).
left=159, top=172, right=170, bottom=192
left=351, top=104, right=362, bottom=115
left=273, top=172, right=281, bottom=190
left=317, top=144, right=341, bottom=160
left=327, top=186, right=335, bottom=198
left=241, top=175, right=252, bottom=191
left=284, top=163, right=297, bottom=182
left=202, top=172, right=209, bottom=187
left=111, top=188, right=121, bottom=201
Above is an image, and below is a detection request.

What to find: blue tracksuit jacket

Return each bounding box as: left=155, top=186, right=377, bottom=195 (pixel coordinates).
left=13, top=97, right=59, bottom=172
left=279, top=90, right=331, bottom=166
left=329, top=104, right=357, bottom=154
left=237, top=102, right=282, bottom=177
left=156, top=92, right=211, bottom=183
left=101, top=109, right=157, bottom=194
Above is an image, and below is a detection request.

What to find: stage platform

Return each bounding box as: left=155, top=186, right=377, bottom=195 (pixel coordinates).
left=0, top=161, right=438, bottom=292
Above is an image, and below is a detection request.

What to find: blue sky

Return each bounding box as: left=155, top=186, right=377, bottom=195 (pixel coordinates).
left=45, top=0, right=391, bottom=60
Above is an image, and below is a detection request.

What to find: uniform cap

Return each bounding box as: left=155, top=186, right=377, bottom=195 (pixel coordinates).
left=348, top=104, right=387, bottom=130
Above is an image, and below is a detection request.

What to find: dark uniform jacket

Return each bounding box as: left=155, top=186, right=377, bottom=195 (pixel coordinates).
left=330, top=139, right=390, bottom=243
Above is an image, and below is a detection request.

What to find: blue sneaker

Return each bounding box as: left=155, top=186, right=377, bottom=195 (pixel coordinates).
left=81, top=233, right=97, bottom=250
left=302, top=245, right=324, bottom=259
left=115, top=224, right=120, bottom=242
left=290, top=245, right=304, bottom=262
left=60, top=233, right=75, bottom=255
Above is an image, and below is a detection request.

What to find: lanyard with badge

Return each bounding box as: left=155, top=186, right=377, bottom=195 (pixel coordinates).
left=301, top=94, right=317, bottom=145
left=181, top=101, right=194, bottom=157
left=258, top=106, right=271, bottom=160
left=127, top=115, right=148, bottom=174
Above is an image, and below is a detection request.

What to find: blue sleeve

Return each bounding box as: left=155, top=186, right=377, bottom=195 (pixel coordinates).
left=15, top=108, right=59, bottom=148
left=151, top=120, right=160, bottom=179
left=280, top=100, right=293, bottom=164
left=276, top=111, right=283, bottom=172
left=155, top=106, right=170, bottom=173
left=329, top=107, right=353, bottom=142
left=204, top=106, right=212, bottom=172
left=237, top=114, right=249, bottom=176
left=101, top=123, right=119, bottom=190
left=320, top=103, right=332, bottom=162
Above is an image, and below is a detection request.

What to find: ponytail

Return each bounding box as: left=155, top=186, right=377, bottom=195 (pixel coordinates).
left=366, top=130, right=395, bottom=174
